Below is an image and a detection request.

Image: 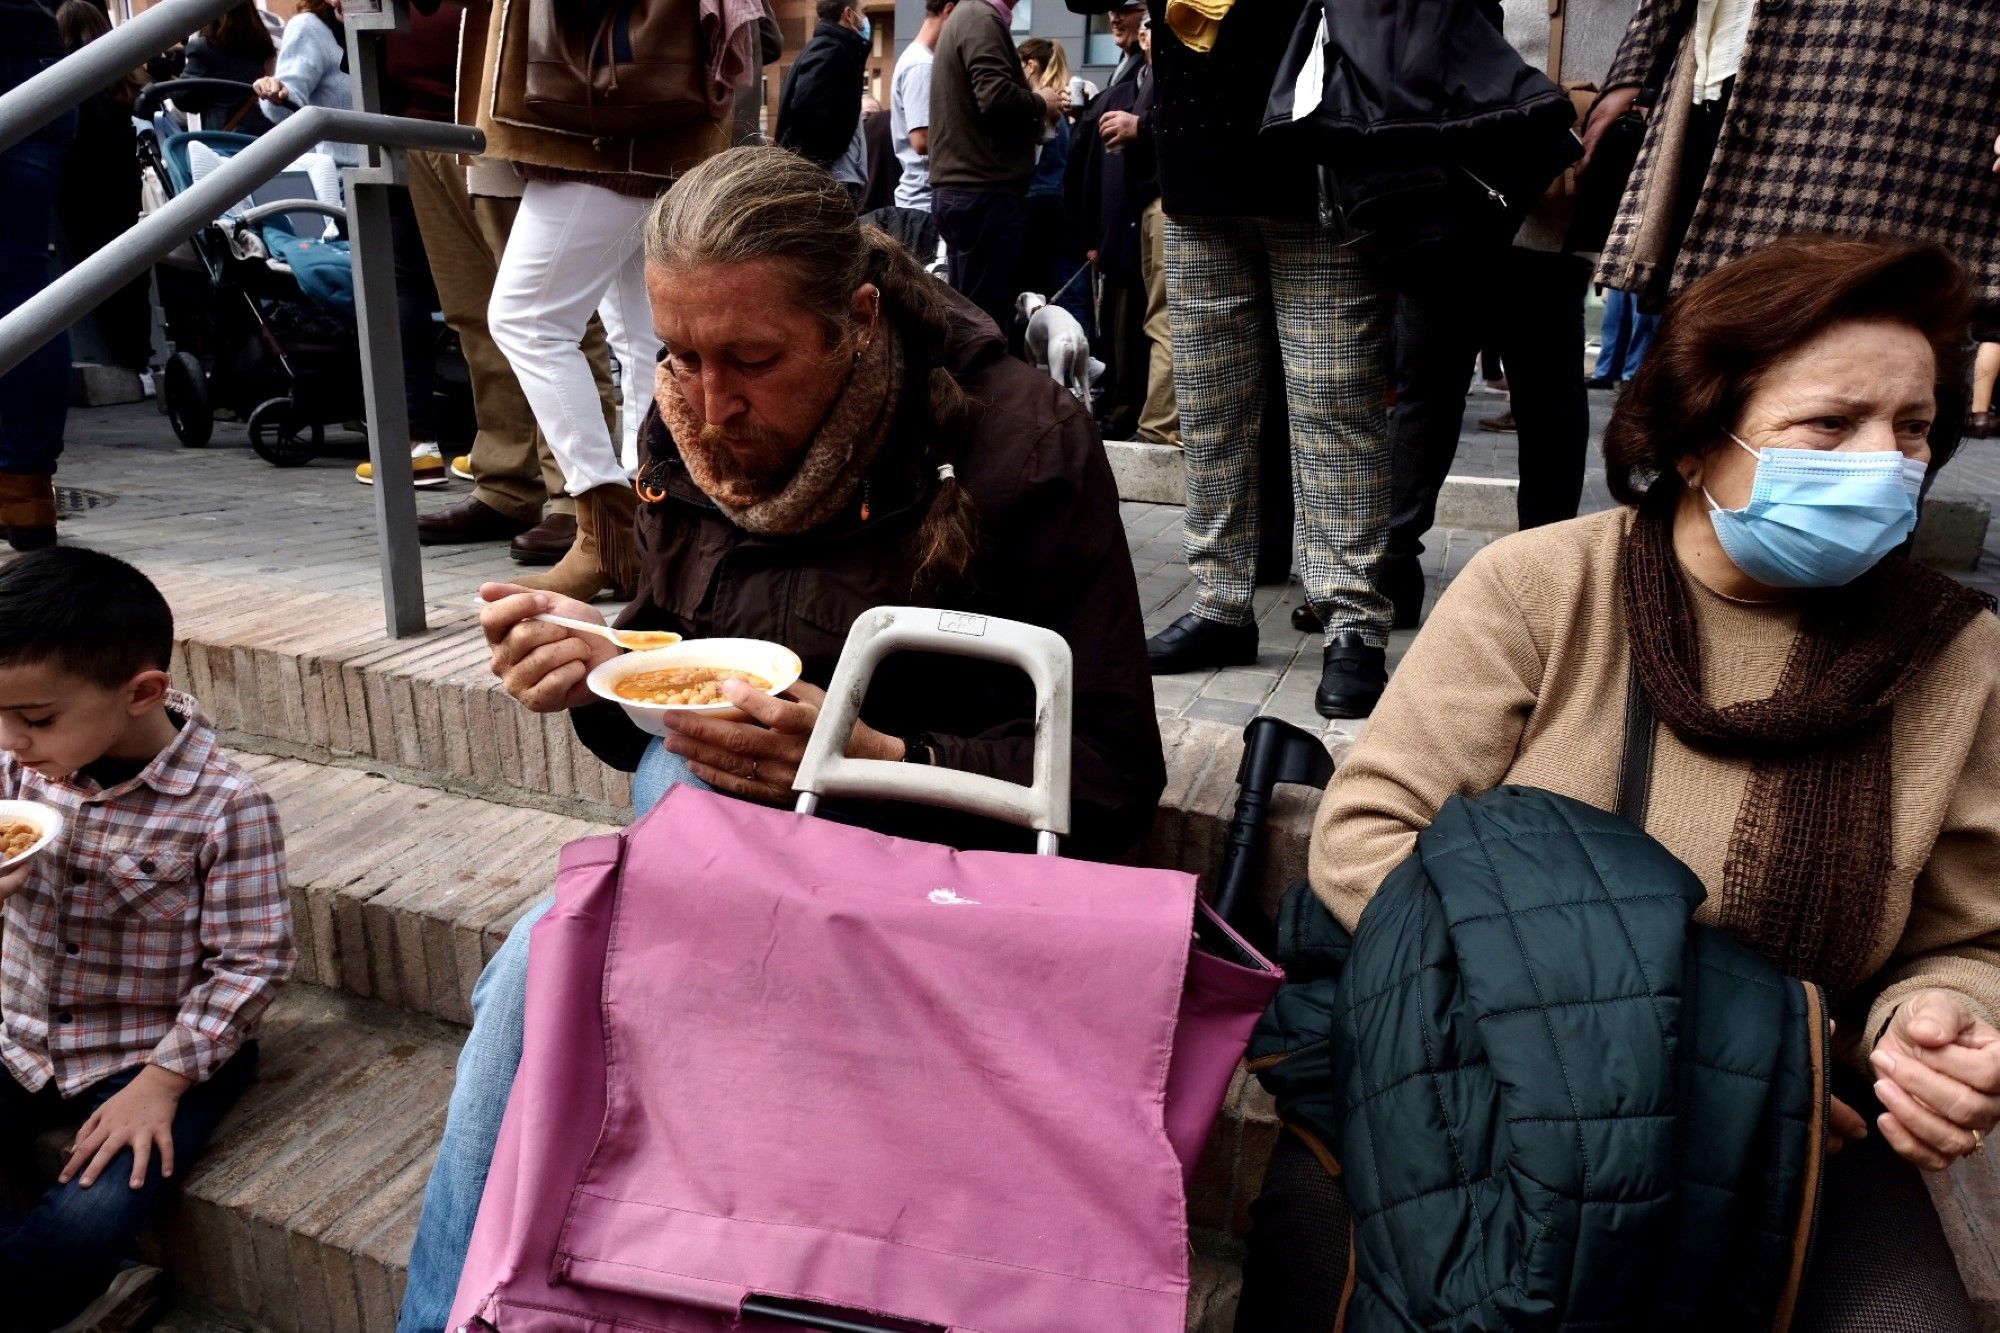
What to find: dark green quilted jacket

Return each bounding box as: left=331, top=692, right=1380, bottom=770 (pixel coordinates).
left=1251, top=787, right=1831, bottom=1331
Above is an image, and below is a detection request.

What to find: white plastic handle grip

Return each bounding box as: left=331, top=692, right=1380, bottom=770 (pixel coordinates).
left=793, top=607, right=1073, bottom=848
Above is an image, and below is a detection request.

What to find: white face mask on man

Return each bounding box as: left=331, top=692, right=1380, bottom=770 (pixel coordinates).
left=1701, top=433, right=1925, bottom=589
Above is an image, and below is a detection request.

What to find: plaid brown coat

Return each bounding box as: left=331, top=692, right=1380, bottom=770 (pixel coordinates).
left=1596, top=0, right=2000, bottom=307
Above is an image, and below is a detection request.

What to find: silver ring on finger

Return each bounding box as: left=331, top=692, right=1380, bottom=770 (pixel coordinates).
left=748, top=759, right=759, bottom=782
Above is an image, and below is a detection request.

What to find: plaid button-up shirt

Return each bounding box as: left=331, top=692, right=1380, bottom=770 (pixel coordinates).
left=1, top=692, right=294, bottom=1096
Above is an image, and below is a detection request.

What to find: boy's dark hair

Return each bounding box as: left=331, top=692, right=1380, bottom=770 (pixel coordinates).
left=0, top=547, right=174, bottom=688
left=816, top=0, right=857, bottom=22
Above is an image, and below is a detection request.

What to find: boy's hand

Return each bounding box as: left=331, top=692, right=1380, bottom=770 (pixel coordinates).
left=62, top=1065, right=191, bottom=1190
left=0, top=861, right=30, bottom=903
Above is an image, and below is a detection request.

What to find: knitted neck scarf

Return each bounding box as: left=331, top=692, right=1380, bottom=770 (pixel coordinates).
left=656, top=325, right=901, bottom=537
left=1620, top=486, right=1994, bottom=996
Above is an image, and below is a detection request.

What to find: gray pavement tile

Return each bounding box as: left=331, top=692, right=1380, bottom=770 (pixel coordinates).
left=1201, top=670, right=1279, bottom=705
left=1184, top=698, right=1261, bottom=728
left=41, top=393, right=2000, bottom=737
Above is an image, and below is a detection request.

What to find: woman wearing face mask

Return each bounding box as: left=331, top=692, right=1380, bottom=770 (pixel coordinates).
left=1240, top=236, right=2000, bottom=1329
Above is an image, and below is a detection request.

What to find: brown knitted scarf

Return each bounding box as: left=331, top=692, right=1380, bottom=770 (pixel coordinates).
left=656, top=325, right=902, bottom=536
left=1620, top=488, right=1994, bottom=997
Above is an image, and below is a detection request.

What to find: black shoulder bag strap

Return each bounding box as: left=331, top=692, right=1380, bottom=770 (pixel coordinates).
left=1616, top=655, right=1657, bottom=825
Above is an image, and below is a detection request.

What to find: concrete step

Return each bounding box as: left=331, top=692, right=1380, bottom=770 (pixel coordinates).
left=247, top=737, right=1307, bottom=1041
left=234, top=752, right=615, bottom=1027
left=161, top=570, right=1325, bottom=924
left=55, top=984, right=1997, bottom=1333
left=233, top=746, right=1285, bottom=1234
left=37, top=986, right=1251, bottom=1332
left=1105, top=439, right=1992, bottom=572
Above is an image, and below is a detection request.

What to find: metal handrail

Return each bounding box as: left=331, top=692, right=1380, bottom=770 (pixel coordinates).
left=0, top=107, right=482, bottom=377
left=0, top=0, right=244, bottom=155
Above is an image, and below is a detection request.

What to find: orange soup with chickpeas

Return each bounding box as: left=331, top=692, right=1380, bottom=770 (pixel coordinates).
left=614, top=667, right=774, bottom=708
left=1, top=817, right=39, bottom=861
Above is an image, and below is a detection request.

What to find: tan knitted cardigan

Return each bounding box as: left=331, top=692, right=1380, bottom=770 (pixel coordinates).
left=1312, top=507, right=2000, bottom=1052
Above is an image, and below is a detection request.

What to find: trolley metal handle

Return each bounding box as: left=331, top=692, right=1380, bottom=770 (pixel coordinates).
left=793, top=607, right=1073, bottom=855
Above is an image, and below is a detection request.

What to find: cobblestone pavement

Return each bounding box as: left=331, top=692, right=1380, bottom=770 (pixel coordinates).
left=32, top=386, right=2000, bottom=741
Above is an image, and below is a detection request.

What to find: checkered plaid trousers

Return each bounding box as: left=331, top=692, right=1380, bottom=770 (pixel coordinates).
left=1163, top=216, right=1393, bottom=644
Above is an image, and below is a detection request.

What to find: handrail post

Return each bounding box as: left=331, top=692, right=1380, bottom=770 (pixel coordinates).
left=342, top=0, right=426, bottom=638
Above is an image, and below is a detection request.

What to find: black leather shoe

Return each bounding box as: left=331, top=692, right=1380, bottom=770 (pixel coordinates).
left=1290, top=602, right=1322, bottom=634
left=1146, top=612, right=1258, bottom=675
left=1315, top=631, right=1387, bottom=719
left=1380, top=557, right=1426, bottom=631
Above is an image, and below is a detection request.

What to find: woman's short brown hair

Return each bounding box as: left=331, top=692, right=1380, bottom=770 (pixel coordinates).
left=1601, top=237, right=1974, bottom=505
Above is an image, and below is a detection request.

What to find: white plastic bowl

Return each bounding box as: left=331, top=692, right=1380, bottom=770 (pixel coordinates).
left=0, top=799, right=62, bottom=870
left=586, top=639, right=804, bottom=735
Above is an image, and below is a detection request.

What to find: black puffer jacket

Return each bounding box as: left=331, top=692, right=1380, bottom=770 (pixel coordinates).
left=1262, top=0, right=1580, bottom=274
left=775, top=20, right=868, bottom=170
left=1252, top=788, right=1830, bottom=1330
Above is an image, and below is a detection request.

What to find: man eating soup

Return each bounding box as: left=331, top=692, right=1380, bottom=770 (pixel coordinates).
left=395, top=147, right=1167, bottom=1332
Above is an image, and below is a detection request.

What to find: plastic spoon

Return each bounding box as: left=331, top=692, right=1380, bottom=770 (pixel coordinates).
left=533, top=613, right=682, bottom=652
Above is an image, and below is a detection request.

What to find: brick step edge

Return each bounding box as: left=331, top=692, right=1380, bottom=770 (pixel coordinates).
left=39, top=987, right=1259, bottom=1333
left=158, top=570, right=1329, bottom=918
left=237, top=753, right=615, bottom=1028
left=42, top=987, right=2000, bottom=1331
left=244, top=745, right=1286, bottom=1244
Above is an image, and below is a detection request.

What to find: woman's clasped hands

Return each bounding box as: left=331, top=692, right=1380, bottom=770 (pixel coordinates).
left=1868, top=989, right=2000, bottom=1171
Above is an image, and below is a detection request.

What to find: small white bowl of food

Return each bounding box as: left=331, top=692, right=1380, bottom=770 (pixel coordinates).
left=0, top=800, right=62, bottom=871
left=586, top=638, right=804, bottom=735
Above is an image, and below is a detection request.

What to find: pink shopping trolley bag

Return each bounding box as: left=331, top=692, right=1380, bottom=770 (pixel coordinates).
left=449, top=608, right=1281, bottom=1332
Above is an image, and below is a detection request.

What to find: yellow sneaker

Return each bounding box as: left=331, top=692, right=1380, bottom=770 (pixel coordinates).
left=356, top=442, right=449, bottom=488
left=450, top=454, right=474, bottom=482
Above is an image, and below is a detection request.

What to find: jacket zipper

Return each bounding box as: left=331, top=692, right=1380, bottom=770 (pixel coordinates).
left=1458, top=164, right=1508, bottom=209
left=1771, top=982, right=1830, bottom=1332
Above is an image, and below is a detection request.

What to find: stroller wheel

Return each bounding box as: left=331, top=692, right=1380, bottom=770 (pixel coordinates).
left=248, top=397, right=323, bottom=468
left=163, top=352, right=212, bottom=448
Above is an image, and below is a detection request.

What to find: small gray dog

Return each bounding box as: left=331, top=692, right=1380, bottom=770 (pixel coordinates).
left=1014, top=292, right=1101, bottom=403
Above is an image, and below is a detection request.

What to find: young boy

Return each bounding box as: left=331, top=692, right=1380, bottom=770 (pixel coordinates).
left=0, top=548, right=294, bottom=1330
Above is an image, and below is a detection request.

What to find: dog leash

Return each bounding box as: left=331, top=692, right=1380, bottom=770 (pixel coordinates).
left=1044, top=263, right=1090, bottom=310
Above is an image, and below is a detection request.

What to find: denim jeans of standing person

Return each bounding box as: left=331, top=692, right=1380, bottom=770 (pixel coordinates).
left=1593, top=287, right=1658, bottom=383
left=0, top=1047, right=257, bottom=1328
left=0, top=60, right=77, bottom=489
left=397, top=741, right=710, bottom=1332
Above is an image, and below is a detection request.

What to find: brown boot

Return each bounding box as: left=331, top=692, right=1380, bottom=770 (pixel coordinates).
left=0, top=473, right=57, bottom=551
left=515, top=483, right=640, bottom=602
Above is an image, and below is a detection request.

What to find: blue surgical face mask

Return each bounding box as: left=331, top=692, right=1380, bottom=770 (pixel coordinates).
left=858, top=14, right=872, bottom=43
left=1702, top=432, right=1925, bottom=589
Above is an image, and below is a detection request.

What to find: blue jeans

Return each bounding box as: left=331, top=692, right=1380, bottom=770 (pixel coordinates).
left=398, top=739, right=706, bottom=1333
left=1593, top=288, right=1658, bottom=384
left=0, top=58, right=75, bottom=478
left=0, top=1046, right=256, bottom=1328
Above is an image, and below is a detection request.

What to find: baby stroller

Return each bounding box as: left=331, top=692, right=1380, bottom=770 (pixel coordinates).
left=136, top=78, right=361, bottom=466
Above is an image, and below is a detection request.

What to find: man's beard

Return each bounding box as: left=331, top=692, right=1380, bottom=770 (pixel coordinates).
left=692, top=420, right=798, bottom=499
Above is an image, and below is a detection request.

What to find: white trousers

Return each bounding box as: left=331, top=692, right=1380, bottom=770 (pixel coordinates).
left=488, top=178, right=658, bottom=496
